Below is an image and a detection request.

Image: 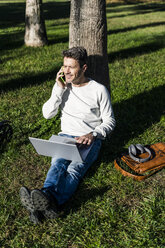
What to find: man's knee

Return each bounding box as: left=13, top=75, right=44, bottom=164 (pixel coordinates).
left=51, top=158, right=69, bottom=167
left=67, top=162, right=88, bottom=180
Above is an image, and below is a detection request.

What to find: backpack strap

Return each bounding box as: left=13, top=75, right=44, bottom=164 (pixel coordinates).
left=114, top=158, right=163, bottom=181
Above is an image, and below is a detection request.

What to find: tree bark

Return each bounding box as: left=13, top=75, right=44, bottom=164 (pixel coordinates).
left=25, top=0, right=48, bottom=47
left=69, top=0, right=110, bottom=91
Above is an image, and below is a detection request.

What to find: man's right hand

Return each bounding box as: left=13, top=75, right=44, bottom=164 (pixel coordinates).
left=56, top=67, right=66, bottom=89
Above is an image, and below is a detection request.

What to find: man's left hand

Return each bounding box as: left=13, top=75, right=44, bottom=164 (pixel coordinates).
left=75, top=133, right=94, bottom=145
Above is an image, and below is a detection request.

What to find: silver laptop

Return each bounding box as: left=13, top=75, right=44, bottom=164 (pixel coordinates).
left=29, top=135, right=93, bottom=162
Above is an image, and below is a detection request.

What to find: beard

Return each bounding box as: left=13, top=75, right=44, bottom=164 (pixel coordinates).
left=66, top=68, right=84, bottom=85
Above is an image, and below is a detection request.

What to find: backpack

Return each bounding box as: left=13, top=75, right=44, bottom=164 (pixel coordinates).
left=114, top=143, right=165, bottom=181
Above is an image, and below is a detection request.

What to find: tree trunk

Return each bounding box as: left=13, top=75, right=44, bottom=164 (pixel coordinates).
left=69, top=0, right=110, bottom=91
left=25, top=0, right=48, bottom=47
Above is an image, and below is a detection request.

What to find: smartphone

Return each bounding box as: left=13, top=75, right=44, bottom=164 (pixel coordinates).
left=60, top=72, right=65, bottom=84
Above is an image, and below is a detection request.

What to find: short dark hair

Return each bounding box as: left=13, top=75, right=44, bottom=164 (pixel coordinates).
left=62, top=46, right=88, bottom=68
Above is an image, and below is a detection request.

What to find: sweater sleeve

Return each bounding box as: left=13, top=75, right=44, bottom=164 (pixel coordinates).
left=42, top=83, right=66, bottom=119
left=94, top=86, right=116, bottom=138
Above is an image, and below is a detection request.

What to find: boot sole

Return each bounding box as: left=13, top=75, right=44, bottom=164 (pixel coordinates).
left=20, top=186, right=34, bottom=212
left=31, top=189, right=50, bottom=211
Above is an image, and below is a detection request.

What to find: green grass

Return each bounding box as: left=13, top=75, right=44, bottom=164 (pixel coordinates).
left=0, top=0, right=165, bottom=247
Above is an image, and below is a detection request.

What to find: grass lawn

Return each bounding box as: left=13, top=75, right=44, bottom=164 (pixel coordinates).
left=0, top=0, right=165, bottom=247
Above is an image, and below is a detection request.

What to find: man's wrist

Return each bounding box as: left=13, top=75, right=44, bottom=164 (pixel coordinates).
left=91, top=131, right=98, bottom=139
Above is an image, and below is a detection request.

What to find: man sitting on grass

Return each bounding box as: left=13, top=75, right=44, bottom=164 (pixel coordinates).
left=20, top=46, right=116, bottom=223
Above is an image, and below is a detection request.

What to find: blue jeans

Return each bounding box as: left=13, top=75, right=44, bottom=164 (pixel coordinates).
left=42, top=134, right=102, bottom=205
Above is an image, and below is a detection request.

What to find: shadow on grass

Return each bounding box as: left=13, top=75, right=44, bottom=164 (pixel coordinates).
left=106, top=2, right=165, bottom=19
left=106, top=2, right=165, bottom=10
left=44, top=1, right=70, bottom=21
left=108, top=21, right=165, bottom=35
left=108, top=38, right=165, bottom=63
left=0, top=1, right=70, bottom=51
left=0, top=2, right=25, bottom=29
left=103, top=84, right=165, bottom=161
left=0, top=1, right=70, bottom=29
left=0, top=30, right=24, bottom=51
left=61, top=185, right=110, bottom=216
left=0, top=67, right=58, bottom=93
left=0, top=30, right=68, bottom=53
left=48, top=36, right=69, bottom=45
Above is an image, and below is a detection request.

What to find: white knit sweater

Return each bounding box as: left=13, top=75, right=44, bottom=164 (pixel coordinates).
left=42, top=80, right=116, bottom=139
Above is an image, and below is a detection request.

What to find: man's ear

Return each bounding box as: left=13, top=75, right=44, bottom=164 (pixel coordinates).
left=82, top=64, right=87, bottom=73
